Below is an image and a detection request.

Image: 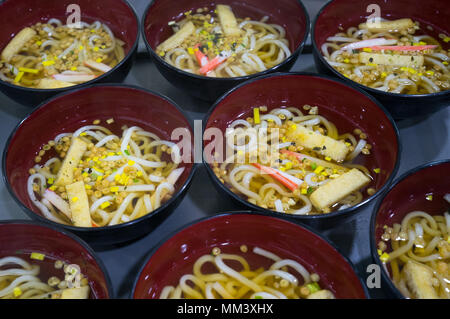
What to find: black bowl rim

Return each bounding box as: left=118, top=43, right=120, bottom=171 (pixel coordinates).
left=0, top=218, right=114, bottom=298
left=131, top=210, right=370, bottom=299
left=140, top=0, right=310, bottom=81
left=369, top=158, right=450, bottom=299
left=202, top=71, right=402, bottom=221
left=2, top=82, right=199, bottom=234
left=0, top=0, right=140, bottom=93
left=311, top=0, right=450, bottom=100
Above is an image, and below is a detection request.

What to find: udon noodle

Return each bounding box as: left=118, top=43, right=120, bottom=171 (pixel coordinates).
left=0, top=254, right=89, bottom=299
left=0, top=18, right=125, bottom=88
left=156, top=4, right=291, bottom=77
left=27, top=119, right=184, bottom=227
left=322, top=18, right=450, bottom=94
left=212, top=105, right=374, bottom=215
left=160, top=246, right=335, bottom=299
left=378, top=194, right=450, bottom=299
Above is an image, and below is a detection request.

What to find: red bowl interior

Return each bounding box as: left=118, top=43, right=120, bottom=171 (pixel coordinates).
left=143, top=0, right=308, bottom=53
left=133, top=213, right=367, bottom=299
left=374, top=161, right=450, bottom=262
left=0, top=0, right=138, bottom=61
left=0, top=222, right=110, bottom=298
left=204, top=73, right=399, bottom=207
left=314, top=0, right=450, bottom=56
left=4, top=85, right=194, bottom=226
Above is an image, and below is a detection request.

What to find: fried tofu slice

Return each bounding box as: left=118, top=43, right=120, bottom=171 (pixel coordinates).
left=1, top=27, right=36, bottom=62
left=60, top=286, right=90, bottom=299
left=358, top=18, right=414, bottom=33
left=54, top=137, right=87, bottom=186
left=307, top=289, right=335, bottom=299
left=286, top=125, right=350, bottom=162
left=37, top=78, right=75, bottom=89
left=359, top=52, right=424, bottom=68
left=66, top=181, right=92, bottom=227
left=216, top=4, right=242, bottom=36
left=403, top=261, right=438, bottom=299
left=156, top=21, right=195, bottom=52
left=310, top=168, right=370, bottom=211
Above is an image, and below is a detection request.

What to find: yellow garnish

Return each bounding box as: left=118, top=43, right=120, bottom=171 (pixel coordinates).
left=443, top=37, right=450, bottom=43
left=343, top=74, right=349, bottom=78
left=314, top=166, right=324, bottom=174
left=281, top=136, right=286, bottom=142
left=49, top=186, right=56, bottom=191
left=36, top=40, right=42, bottom=46
left=90, top=29, right=95, bottom=33
left=237, top=150, right=244, bottom=156
left=381, top=72, right=387, bottom=78
left=85, top=184, right=92, bottom=190
left=443, top=61, right=449, bottom=65
left=93, top=166, right=103, bottom=173
left=136, top=171, right=143, bottom=177
left=96, top=58, right=103, bottom=63
left=80, top=132, right=87, bottom=136
left=187, top=47, right=194, bottom=55
left=100, top=201, right=111, bottom=209
left=285, top=162, right=293, bottom=170
left=127, top=160, right=135, bottom=166
left=110, top=186, right=119, bottom=192
left=13, top=287, right=22, bottom=297
left=301, top=188, right=307, bottom=194
left=447, top=236, right=450, bottom=244
left=343, top=58, right=350, bottom=63
left=373, top=168, right=380, bottom=173
left=279, top=166, right=286, bottom=172
left=253, top=108, right=260, bottom=124
left=377, top=249, right=382, bottom=256
left=14, top=71, right=24, bottom=83
left=367, top=63, right=377, bottom=67
left=426, top=70, right=434, bottom=76
left=30, top=252, right=45, bottom=260
left=79, top=45, right=84, bottom=50
left=207, top=41, right=213, bottom=49
left=345, top=142, right=351, bottom=147
left=426, top=195, right=433, bottom=201
left=380, top=252, right=390, bottom=263
left=71, top=197, right=79, bottom=203
left=418, top=41, right=426, bottom=45
left=42, top=60, right=55, bottom=67
left=96, top=175, right=103, bottom=182
left=362, top=48, right=372, bottom=52
left=71, top=66, right=77, bottom=71
left=18, top=67, right=39, bottom=74
left=290, top=124, right=297, bottom=131
left=93, top=47, right=99, bottom=52
left=93, top=157, right=99, bottom=162
left=47, top=178, right=54, bottom=185
left=325, top=156, right=331, bottom=161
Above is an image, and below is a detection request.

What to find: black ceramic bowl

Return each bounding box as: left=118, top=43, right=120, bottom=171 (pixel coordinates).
left=132, top=212, right=368, bottom=299
left=203, top=72, right=401, bottom=230
left=370, top=160, right=450, bottom=298
left=0, top=220, right=113, bottom=298
left=141, top=0, right=310, bottom=101
left=2, top=84, right=197, bottom=246
left=0, top=0, right=139, bottom=107
left=312, top=0, right=450, bottom=120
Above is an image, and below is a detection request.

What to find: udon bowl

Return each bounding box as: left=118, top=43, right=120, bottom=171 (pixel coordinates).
left=2, top=84, right=196, bottom=246
left=312, top=0, right=450, bottom=120
left=141, top=0, right=310, bottom=101
left=132, top=212, right=368, bottom=299
left=203, top=72, right=401, bottom=230
left=0, top=0, right=139, bottom=107
left=370, top=159, right=450, bottom=298
left=0, top=220, right=112, bottom=298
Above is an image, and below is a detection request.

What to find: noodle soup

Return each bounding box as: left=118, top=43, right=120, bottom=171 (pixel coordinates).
left=27, top=119, right=185, bottom=227
left=0, top=253, right=90, bottom=299
left=377, top=194, right=450, bottom=299
left=322, top=18, right=450, bottom=94
left=213, top=105, right=374, bottom=215
left=156, top=4, right=291, bottom=77
left=160, top=245, right=335, bottom=299
left=0, top=18, right=125, bottom=88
